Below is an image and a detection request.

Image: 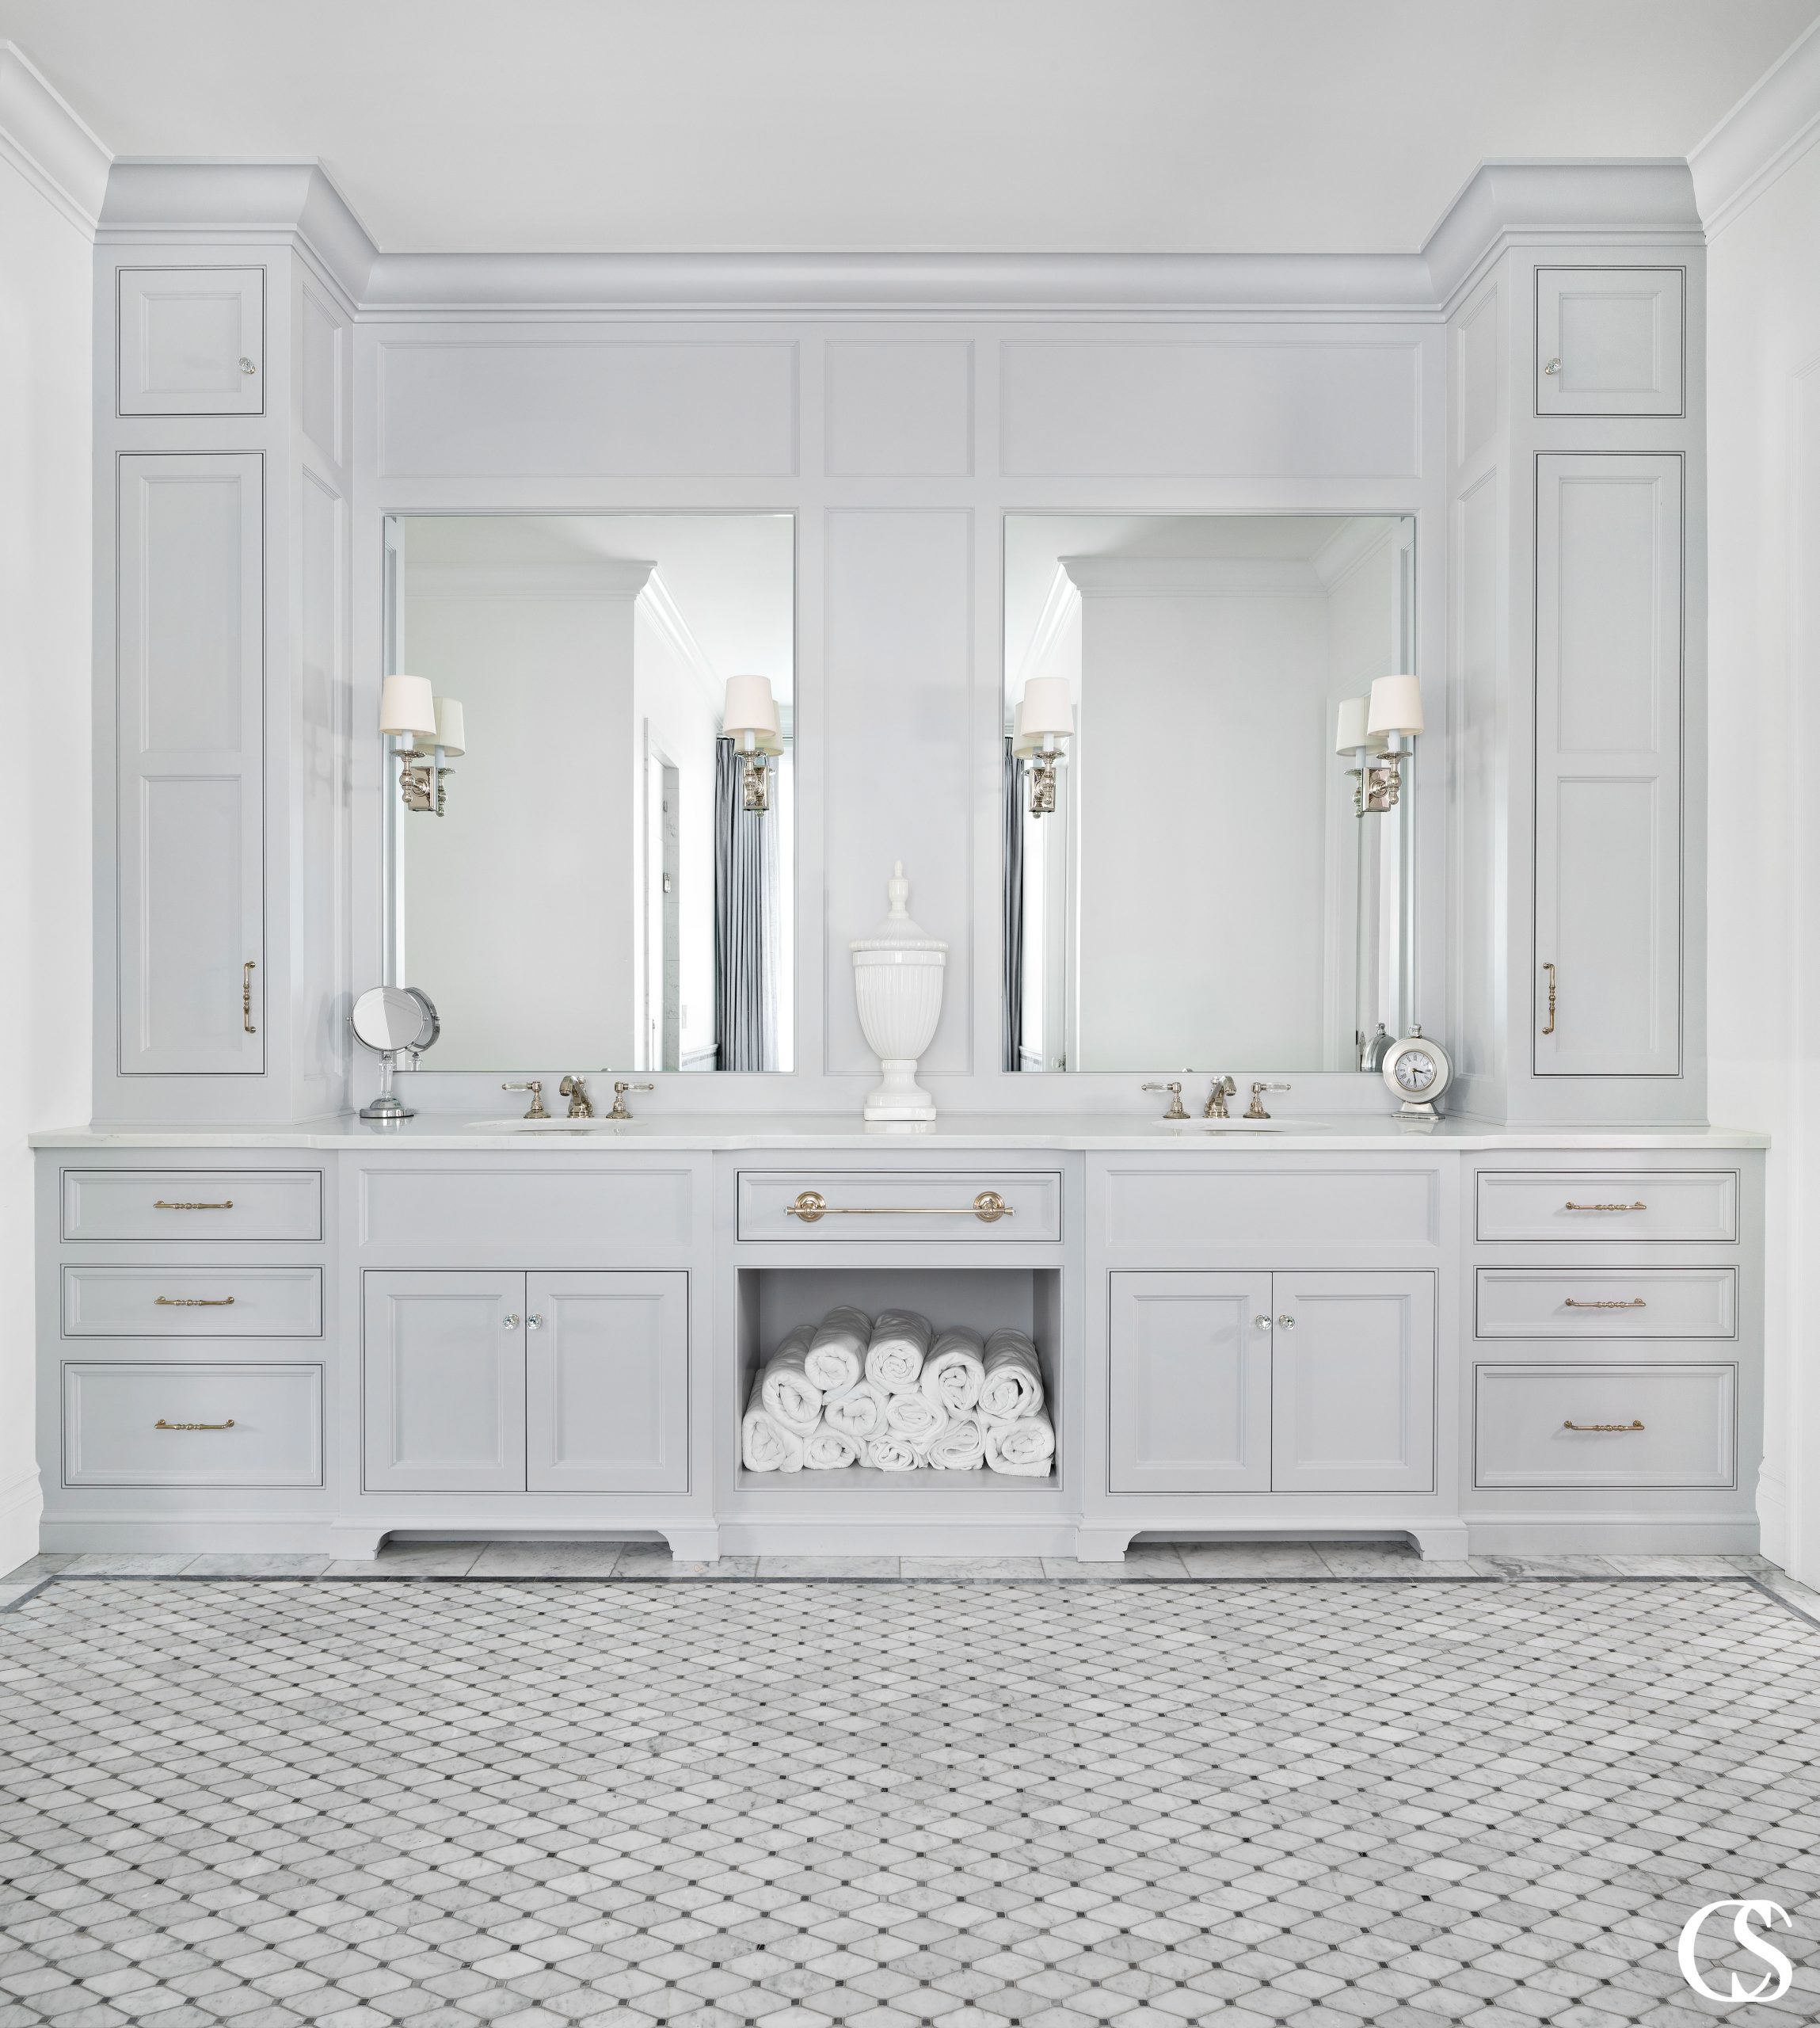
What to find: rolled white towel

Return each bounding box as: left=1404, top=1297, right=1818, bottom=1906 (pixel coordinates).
left=984, top=1410, right=1055, bottom=1477
left=743, top=1385, right=805, bottom=1473
left=805, top=1305, right=870, bottom=1394
left=866, top=1308, right=933, bottom=1393
left=824, top=1375, right=889, bottom=1443
left=921, top=1325, right=985, bottom=1415
left=865, top=1432, right=923, bottom=1472
left=802, top=1419, right=859, bottom=1470
left=884, top=1389, right=947, bottom=1446
left=980, top=1328, right=1045, bottom=1421
left=927, top=1415, right=985, bottom=1471
left=760, top=1325, right=822, bottom=1435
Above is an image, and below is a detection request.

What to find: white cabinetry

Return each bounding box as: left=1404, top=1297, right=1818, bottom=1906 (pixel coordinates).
left=1270, top=1271, right=1435, bottom=1494
left=1107, top=1272, right=1272, bottom=1493
left=363, top=1271, right=525, bottom=1492
left=526, top=1271, right=688, bottom=1495
left=117, top=266, right=264, bottom=416
left=1535, top=268, right=1684, bottom=417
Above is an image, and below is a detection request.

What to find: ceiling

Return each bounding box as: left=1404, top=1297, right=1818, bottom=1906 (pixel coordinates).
left=2, top=1, right=1814, bottom=254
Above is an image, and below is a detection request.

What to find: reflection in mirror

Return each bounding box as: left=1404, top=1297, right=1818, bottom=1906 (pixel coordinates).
left=383, top=515, right=794, bottom=1073
left=1003, top=514, right=1415, bottom=1074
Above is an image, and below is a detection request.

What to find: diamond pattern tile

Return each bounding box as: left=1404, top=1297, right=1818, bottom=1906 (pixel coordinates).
left=2, top=1578, right=1818, bottom=2026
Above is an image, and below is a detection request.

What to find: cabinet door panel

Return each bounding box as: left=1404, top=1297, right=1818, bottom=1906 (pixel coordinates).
left=1270, top=1271, right=1434, bottom=1493
left=1536, top=268, right=1684, bottom=417
left=1108, top=1272, right=1273, bottom=1492
left=364, top=1271, right=525, bottom=1492
left=117, top=454, right=264, bottom=1074
left=118, top=267, right=264, bottom=416
left=526, top=1271, right=688, bottom=1493
left=1534, top=454, right=1681, bottom=1077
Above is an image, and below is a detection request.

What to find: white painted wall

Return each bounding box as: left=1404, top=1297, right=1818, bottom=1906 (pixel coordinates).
left=0, top=127, right=94, bottom=1570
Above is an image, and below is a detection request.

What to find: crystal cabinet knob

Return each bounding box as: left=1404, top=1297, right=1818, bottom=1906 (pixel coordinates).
left=1255, top=1315, right=1273, bottom=1332
left=1277, top=1315, right=1297, bottom=1331
left=502, top=1313, right=520, bottom=1329
left=239, top=356, right=257, bottom=374
left=527, top=1315, right=543, bottom=1331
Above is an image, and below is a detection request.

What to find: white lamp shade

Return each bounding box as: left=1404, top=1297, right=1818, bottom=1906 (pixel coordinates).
left=722, top=673, right=777, bottom=738
left=432, top=696, right=466, bottom=757
left=379, top=674, right=437, bottom=740
left=1334, top=697, right=1371, bottom=754
left=1019, top=677, right=1073, bottom=740
left=1367, top=673, right=1424, bottom=739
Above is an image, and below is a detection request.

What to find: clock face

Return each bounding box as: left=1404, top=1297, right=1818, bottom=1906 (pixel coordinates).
left=1394, top=1049, right=1437, bottom=1092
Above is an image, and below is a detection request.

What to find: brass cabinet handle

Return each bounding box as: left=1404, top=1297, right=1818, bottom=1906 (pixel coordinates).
left=154, top=1295, right=236, bottom=1307
left=1563, top=1419, right=1643, bottom=1432
left=1563, top=1297, right=1647, bottom=1309
left=154, top=1199, right=234, bottom=1211
left=1541, top=961, right=1556, bottom=1035
left=784, top=1189, right=1012, bottom=1225
left=243, top=959, right=257, bottom=1035
left=1566, top=1201, right=1647, bottom=1212
left=155, top=1417, right=235, bottom=1431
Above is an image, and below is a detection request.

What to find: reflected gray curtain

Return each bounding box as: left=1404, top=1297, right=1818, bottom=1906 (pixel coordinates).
left=1003, top=738, right=1024, bottom=1072
left=714, top=738, right=778, bottom=1071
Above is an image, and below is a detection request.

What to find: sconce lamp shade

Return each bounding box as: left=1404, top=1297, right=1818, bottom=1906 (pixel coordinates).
left=1334, top=697, right=1371, bottom=753
left=1019, top=677, right=1073, bottom=741
left=1012, top=700, right=1043, bottom=758
left=722, top=673, right=778, bottom=739
left=380, top=674, right=438, bottom=740
left=432, top=697, right=466, bottom=757
left=1367, top=673, right=1424, bottom=739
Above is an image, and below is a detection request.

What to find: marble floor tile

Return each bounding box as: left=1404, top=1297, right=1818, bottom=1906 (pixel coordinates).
left=322, top=1542, right=487, bottom=1578
left=466, top=1541, right=626, bottom=1577
left=1314, top=1545, right=1498, bottom=1580
left=0, top=1553, right=76, bottom=1584
left=1041, top=1546, right=1190, bottom=1580
left=757, top=1556, right=903, bottom=1578
left=611, top=1549, right=760, bottom=1580
left=181, top=1553, right=333, bottom=1577
left=59, top=1552, right=199, bottom=1576
left=897, top=1557, right=1046, bottom=1580
left=1177, top=1544, right=1333, bottom=1578
left=1475, top=1553, right=1620, bottom=1578
left=1600, top=1553, right=1751, bottom=1576
left=0, top=1583, right=36, bottom=1610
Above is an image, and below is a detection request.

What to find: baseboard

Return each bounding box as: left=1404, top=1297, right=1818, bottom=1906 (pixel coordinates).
left=1757, top=1471, right=1791, bottom=1567
left=40, top=1515, right=337, bottom=1554
left=718, top=1519, right=1079, bottom=1557
left=1468, top=1515, right=1760, bottom=1555
left=0, top=1469, right=42, bottom=1575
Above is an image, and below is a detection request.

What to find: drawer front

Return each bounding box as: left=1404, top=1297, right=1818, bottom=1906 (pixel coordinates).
left=1476, top=1169, right=1738, bottom=1244
left=1100, top=1162, right=1438, bottom=1256
left=63, top=1170, right=322, bottom=1243
left=63, top=1265, right=322, bottom=1338
left=63, top=1361, right=323, bottom=1487
left=359, top=1166, right=693, bottom=1259
left=1475, top=1363, right=1734, bottom=1488
left=1475, top=1267, right=1735, bottom=1340
left=737, top=1171, right=1061, bottom=1243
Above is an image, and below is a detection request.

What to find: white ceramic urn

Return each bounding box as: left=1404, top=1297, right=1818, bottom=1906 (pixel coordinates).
left=851, top=861, right=946, bottom=1123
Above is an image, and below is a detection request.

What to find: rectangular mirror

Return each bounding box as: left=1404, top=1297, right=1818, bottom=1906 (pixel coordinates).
left=383, top=513, right=795, bottom=1073
left=1003, top=513, right=1416, bottom=1074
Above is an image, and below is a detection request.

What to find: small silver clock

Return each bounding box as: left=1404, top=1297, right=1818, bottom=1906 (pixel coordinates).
left=1381, top=1024, right=1453, bottom=1117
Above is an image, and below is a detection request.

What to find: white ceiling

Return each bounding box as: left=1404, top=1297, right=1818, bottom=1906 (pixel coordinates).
left=2, top=0, right=1814, bottom=254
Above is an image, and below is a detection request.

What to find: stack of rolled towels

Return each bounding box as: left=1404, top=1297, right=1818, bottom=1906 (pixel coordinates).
left=742, top=1305, right=1055, bottom=1476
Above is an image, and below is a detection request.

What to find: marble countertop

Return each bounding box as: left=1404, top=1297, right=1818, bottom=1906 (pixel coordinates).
left=28, top=1111, right=1772, bottom=1152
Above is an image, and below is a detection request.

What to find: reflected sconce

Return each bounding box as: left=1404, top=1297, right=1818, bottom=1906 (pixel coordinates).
left=382, top=675, right=465, bottom=818
left=1018, top=677, right=1073, bottom=817
left=1339, top=675, right=1423, bottom=817
left=723, top=673, right=780, bottom=813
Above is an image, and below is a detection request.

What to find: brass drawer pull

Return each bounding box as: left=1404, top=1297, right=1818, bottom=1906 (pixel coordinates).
left=1563, top=1297, right=1647, bottom=1309
left=1565, top=1200, right=1647, bottom=1212
left=154, top=1199, right=234, bottom=1211
left=154, top=1295, right=236, bottom=1307
left=1542, top=960, right=1556, bottom=1035
left=1563, top=1419, right=1643, bottom=1433
left=784, top=1189, right=1012, bottom=1225
left=155, top=1417, right=236, bottom=1431
left=243, top=959, right=257, bottom=1035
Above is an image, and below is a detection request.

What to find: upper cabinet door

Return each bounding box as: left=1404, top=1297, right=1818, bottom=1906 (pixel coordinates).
left=364, top=1271, right=528, bottom=1492
left=116, top=454, right=265, bottom=1076
left=1533, top=454, right=1683, bottom=1078
left=1107, top=1271, right=1274, bottom=1493
left=118, top=267, right=264, bottom=416
left=525, top=1271, right=689, bottom=1494
left=1536, top=267, right=1684, bottom=417
left=1270, top=1271, right=1435, bottom=1495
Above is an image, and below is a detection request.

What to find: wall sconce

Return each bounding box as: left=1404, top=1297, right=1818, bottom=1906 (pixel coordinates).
left=381, top=675, right=465, bottom=818
left=723, top=673, right=780, bottom=812
left=1017, top=677, right=1073, bottom=817
left=1338, top=675, right=1422, bottom=816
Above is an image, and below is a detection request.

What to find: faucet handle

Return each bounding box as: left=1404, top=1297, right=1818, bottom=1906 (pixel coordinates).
left=502, top=1080, right=547, bottom=1120
left=607, top=1079, right=657, bottom=1120
left=1245, top=1081, right=1290, bottom=1121
left=1142, top=1081, right=1188, bottom=1121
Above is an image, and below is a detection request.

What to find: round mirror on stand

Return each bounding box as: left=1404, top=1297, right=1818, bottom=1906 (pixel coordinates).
left=352, top=985, right=440, bottom=1121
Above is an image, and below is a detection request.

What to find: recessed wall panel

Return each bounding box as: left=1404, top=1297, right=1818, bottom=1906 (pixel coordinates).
left=825, top=341, right=973, bottom=476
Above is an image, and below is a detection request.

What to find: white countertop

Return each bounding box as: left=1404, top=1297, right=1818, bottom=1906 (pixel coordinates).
left=28, top=1111, right=1771, bottom=1152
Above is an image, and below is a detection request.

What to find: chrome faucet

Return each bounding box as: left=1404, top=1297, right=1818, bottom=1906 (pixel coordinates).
left=1246, top=1081, right=1290, bottom=1120
left=607, top=1080, right=655, bottom=1121
left=502, top=1080, right=547, bottom=1120
left=559, top=1075, right=594, bottom=1119
left=1142, top=1081, right=1188, bottom=1121
left=1204, top=1076, right=1237, bottom=1119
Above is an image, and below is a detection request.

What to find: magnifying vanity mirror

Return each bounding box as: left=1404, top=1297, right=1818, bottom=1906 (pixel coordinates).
left=382, top=514, right=795, bottom=1074
left=1003, top=513, right=1417, bottom=1074
left=352, top=985, right=440, bottom=1120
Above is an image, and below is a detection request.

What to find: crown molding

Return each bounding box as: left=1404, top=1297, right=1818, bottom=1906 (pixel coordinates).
left=1690, top=17, right=1820, bottom=237
left=637, top=569, right=724, bottom=723
left=0, top=41, right=110, bottom=234
left=1012, top=566, right=1083, bottom=699
left=1060, top=554, right=1323, bottom=597
left=402, top=558, right=656, bottom=600
left=1312, top=515, right=1395, bottom=591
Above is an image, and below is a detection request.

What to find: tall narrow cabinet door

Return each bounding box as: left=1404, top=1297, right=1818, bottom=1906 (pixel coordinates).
left=1533, top=454, right=1682, bottom=1077
left=526, top=1271, right=688, bottom=1493
left=1270, top=1271, right=1435, bottom=1493
left=1107, top=1272, right=1274, bottom=1492
left=364, top=1272, right=527, bottom=1492
left=117, top=453, right=265, bottom=1074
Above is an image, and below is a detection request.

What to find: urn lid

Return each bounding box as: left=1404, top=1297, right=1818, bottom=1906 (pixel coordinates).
left=851, top=861, right=947, bottom=955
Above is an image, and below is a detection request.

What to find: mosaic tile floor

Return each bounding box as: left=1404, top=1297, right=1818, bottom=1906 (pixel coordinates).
left=3, top=1572, right=1819, bottom=2026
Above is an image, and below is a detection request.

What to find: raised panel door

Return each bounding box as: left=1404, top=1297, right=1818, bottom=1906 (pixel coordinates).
left=1536, top=268, right=1684, bottom=417
left=363, top=1271, right=525, bottom=1492
left=1270, top=1271, right=1435, bottom=1494
left=1107, top=1271, right=1273, bottom=1492
left=117, top=267, right=265, bottom=416
left=525, top=1271, right=688, bottom=1493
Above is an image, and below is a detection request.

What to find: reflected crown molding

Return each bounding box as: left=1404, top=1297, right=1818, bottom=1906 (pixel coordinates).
left=0, top=40, right=111, bottom=234
left=1060, top=555, right=1325, bottom=598
left=1691, top=15, right=1820, bottom=236
left=637, top=570, right=724, bottom=724
left=402, top=559, right=656, bottom=601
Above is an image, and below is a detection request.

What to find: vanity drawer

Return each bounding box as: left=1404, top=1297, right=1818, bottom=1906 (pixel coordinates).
left=62, top=1170, right=322, bottom=1243
left=1475, top=1266, right=1735, bottom=1340
left=1474, top=1363, right=1734, bottom=1488
left=63, top=1361, right=323, bottom=1487
left=63, top=1265, right=322, bottom=1337
left=1476, top=1169, right=1738, bottom=1243
left=737, top=1171, right=1061, bottom=1243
